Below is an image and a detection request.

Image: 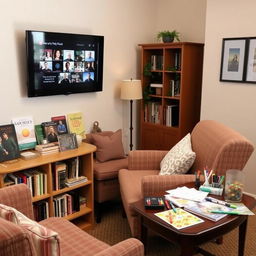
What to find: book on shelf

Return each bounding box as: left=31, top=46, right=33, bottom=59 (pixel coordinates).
left=144, top=102, right=161, bottom=124
left=54, top=162, right=67, bottom=190
left=33, top=200, right=49, bottom=221
left=184, top=201, right=228, bottom=222
left=41, top=121, right=58, bottom=143
left=51, top=115, right=68, bottom=135
left=66, top=157, right=80, bottom=179
left=20, top=151, right=39, bottom=160
left=35, top=142, right=59, bottom=155
left=151, top=55, right=163, bottom=70
left=11, top=116, right=37, bottom=151
left=165, top=105, right=179, bottom=127
left=34, top=124, right=45, bottom=145
left=58, top=133, right=78, bottom=152
left=174, top=51, right=181, bottom=70
left=169, top=80, right=180, bottom=97
left=67, top=112, right=86, bottom=139
left=155, top=208, right=204, bottom=230
left=0, top=124, right=20, bottom=162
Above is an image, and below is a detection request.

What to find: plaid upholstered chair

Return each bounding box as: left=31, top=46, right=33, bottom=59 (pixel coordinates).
left=119, top=120, right=254, bottom=238
left=0, top=184, right=144, bottom=256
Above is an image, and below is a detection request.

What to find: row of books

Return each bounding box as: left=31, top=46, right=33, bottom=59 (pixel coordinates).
left=169, top=79, right=180, bottom=97
left=151, top=55, right=163, bottom=70
left=144, top=102, right=162, bottom=124
left=165, top=105, right=179, bottom=127
left=53, top=192, right=86, bottom=217
left=52, top=158, right=88, bottom=191
left=33, top=201, right=49, bottom=221
left=5, top=170, right=47, bottom=197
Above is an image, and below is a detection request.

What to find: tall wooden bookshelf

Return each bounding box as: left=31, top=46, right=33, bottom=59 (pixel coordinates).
left=139, top=42, right=204, bottom=150
left=0, top=142, right=96, bottom=230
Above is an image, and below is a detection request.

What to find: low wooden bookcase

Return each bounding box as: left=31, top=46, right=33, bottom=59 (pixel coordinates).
left=0, top=142, right=96, bottom=230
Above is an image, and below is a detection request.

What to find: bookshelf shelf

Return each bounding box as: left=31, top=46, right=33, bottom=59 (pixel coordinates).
left=0, top=142, right=96, bottom=230
left=139, top=42, right=204, bottom=150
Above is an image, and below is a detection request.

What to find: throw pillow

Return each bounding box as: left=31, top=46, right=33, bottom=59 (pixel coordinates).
left=0, top=203, right=60, bottom=256
left=91, top=129, right=125, bottom=162
left=159, top=133, right=196, bottom=175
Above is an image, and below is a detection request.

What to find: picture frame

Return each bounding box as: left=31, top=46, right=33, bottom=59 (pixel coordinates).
left=58, top=133, right=78, bottom=152
left=0, top=124, right=20, bottom=163
left=245, top=38, right=256, bottom=82
left=220, top=38, right=247, bottom=82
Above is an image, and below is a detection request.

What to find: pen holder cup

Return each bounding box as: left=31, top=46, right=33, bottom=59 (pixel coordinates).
left=224, top=169, right=244, bottom=203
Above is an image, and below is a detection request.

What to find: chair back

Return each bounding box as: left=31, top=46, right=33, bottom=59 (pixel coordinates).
left=190, top=120, right=254, bottom=175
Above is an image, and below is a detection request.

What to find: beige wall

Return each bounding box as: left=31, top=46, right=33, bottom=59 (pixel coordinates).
left=155, top=0, right=207, bottom=43
left=0, top=0, right=155, bottom=153
left=201, top=0, right=256, bottom=194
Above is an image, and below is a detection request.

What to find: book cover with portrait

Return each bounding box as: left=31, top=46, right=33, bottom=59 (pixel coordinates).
left=51, top=115, right=68, bottom=135
left=11, top=116, right=36, bottom=151
left=0, top=124, right=20, bottom=162
left=41, top=121, right=58, bottom=143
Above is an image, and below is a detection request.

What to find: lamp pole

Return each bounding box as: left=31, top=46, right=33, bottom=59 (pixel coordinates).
left=129, top=99, right=133, bottom=151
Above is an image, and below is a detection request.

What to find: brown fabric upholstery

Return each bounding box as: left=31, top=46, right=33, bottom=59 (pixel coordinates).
left=0, top=218, right=36, bottom=256
left=0, top=184, right=144, bottom=256
left=119, top=120, right=254, bottom=237
left=191, top=120, right=254, bottom=175
left=86, top=131, right=128, bottom=204
left=94, top=158, right=128, bottom=180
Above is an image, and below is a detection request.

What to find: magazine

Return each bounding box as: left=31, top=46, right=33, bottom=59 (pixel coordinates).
left=155, top=208, right=204, bottom=230
left=67, top=112, right=85, bottom=139
left=184, top=201, right=228, bottom=222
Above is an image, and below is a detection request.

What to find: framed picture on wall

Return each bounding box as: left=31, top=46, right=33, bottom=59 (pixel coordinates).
left=245, top=38, right=256, bottom=82
left=220, top=38, right=247, bottom=82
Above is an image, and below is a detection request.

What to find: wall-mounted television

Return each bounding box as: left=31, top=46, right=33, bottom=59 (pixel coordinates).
left=26, top=30, right=104, bottom=97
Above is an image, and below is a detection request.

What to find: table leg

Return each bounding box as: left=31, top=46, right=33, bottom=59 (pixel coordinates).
left=141, top=223, right=148, bottom=254
left=179, top=239, right=196, bottom=256
left=239, top=217, right=248, bottom=256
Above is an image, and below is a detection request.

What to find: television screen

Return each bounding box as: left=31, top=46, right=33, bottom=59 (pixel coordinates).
left=26, top=30, right=104, bottom=97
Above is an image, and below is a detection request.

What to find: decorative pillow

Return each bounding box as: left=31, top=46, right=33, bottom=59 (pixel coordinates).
left=159, top=133, right=196, bottom=175
left=91, top=129, right=125, bottom=162
left=0, top=203, right=60, bottom=256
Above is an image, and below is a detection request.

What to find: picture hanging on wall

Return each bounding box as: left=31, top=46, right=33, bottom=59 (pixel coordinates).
left=220, top=38, right=247, bottom=82
left=245, top=38, right=256, bottom=82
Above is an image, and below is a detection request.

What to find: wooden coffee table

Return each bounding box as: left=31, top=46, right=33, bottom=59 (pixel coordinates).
left=132, top=192, right=255, bottom=256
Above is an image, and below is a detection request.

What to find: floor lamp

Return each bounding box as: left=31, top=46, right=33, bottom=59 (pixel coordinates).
left=120, top=79, right=142, bottom=151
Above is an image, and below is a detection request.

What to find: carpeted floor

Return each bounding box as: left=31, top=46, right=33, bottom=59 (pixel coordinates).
left=87, top=202, right=256, bottom=256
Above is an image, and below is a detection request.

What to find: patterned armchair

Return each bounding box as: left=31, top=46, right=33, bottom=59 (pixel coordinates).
left=0, top=184, right=144, bottom=256
left=119, top=120, right=254, bottom=237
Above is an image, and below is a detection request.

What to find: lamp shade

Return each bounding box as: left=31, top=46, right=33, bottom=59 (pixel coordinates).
left=120, top=79, right=142, bottom=100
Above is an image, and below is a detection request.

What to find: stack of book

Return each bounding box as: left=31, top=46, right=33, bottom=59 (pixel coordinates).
left=35, top=142, right=60, bottom=155
left=65, top=176, right=88, bottom=187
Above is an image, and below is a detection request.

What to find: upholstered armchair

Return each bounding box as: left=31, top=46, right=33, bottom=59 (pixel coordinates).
left=119, top=120, right=254, bottom=237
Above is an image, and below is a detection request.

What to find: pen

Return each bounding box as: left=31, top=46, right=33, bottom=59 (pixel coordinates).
left=164, top=200, right=171, bottom=209
left=169, top=201, right=177, bottom=213
left=210, top=210, right=239, bottom=215
left=205, top=197, right=237, bottom=209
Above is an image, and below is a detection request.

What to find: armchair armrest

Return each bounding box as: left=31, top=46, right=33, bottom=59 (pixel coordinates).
left=141, top=174, right=196, bottom=196
left=94, top=238, right=144, bottom=256
left=128, top=150, right=167, bottom=170
left=0, top=184, right=34, bottom=219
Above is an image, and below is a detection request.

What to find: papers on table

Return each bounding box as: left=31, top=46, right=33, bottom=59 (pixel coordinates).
left=166, top=186, right=208, bottom=202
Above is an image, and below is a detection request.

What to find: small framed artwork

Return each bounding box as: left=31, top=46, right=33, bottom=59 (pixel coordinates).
left=58, top=133, right=78, bottom=152
left=245, top=38, right=256, bottom=82
left=220, top=38, right=247, bottom=82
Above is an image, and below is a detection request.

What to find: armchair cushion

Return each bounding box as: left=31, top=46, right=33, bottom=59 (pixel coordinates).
left=91, top=129, right=125, bottom=162
left=0, top=203, right=60, bottom=256
left=159, top=133, right=196, bottom=175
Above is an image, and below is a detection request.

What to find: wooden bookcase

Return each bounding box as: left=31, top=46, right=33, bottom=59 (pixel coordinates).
left=139, top=42, right=204, bottom=150
left=0, top=142, right=96, bottom=230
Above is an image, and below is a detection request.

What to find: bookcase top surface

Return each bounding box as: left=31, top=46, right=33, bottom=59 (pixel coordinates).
left=0, top=142, right=96, bottom=174
left=138, top=42, right=204, bottom=48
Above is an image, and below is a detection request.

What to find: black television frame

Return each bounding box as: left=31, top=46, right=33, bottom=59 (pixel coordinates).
left=26, top=30, right=104, bottom=97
